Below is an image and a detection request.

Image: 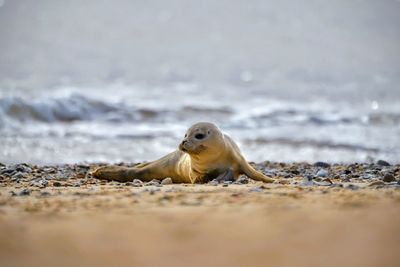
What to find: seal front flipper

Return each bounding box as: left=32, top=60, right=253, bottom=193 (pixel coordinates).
left=240, top=162, right=274, bottom=183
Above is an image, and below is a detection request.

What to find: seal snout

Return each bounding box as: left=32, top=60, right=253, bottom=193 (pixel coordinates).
left=179, top=140, right=188, bottom=152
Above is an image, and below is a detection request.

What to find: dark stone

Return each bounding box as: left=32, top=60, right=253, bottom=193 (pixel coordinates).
left=237, top=176, right=249, bottom=184
left=345, top=184, right=359, bottom=190
left=19, top=188, right=31, bottom=196
left=314, top=162, right=330, bottom=168
left=376, top=160, right=390, bottom=167
left=53, top=181, right=62, bottom=187
left=40, top=191, right=51, bottom=197
left=290, top=169, right=300, bottom=175
left=343, top=169, right=352, bottom=175
left=382, top=173, right=396, bottom=183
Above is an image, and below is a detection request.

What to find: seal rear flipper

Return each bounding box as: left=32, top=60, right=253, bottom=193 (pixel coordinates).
left=91, top=166, right=133, bottom=182
left=240, top=162, right=274, bottom=183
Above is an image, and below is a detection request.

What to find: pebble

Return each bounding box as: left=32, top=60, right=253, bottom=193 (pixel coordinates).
left=314, top=162, right=330, bottom=168
left=53, top=181, right=62, bottom=187
left=40, top=191, right=51, bottom=197
left=19, top=188, right=31, bottom=196
left=209, top=179, right=219, bottom=186
left=345, top=184, right=359, bottom=190
left=12, top=172, right=25, bottom=180
left=161, top=177, right=173, bottom=185
left=146, top=179, right=161, bottom=186
left=316, top=169, right=328, bottom=177
left=376, top=160, right=390, bottom=167
left=369, top=181, right=385, bottom=187
left=236, top=176, right=249, bottom=184
left=382, top=174, right=396, bottom=183
left=30, top=178, right=48, bottom=188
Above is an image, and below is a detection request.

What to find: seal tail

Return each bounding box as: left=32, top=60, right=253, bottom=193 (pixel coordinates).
left=240, top=162, right=274, bottom=183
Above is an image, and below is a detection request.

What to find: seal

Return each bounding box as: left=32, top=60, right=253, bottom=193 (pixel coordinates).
left=92, top=122, right=274, bottom=183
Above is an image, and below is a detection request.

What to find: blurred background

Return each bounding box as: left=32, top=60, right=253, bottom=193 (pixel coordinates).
left=0, top=0, right=399, bottom=164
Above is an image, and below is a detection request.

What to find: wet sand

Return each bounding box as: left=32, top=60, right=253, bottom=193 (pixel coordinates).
left=0, top=162, right=399, bottom=267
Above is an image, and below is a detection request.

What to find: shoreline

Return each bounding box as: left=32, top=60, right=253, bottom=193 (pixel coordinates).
left=1, top=161, right=399, bottom=267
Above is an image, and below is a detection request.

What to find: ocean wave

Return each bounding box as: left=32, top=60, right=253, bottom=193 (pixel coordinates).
left=0, top=94, right=123, bottom=123
left=0, top=94, right=234, bottom=126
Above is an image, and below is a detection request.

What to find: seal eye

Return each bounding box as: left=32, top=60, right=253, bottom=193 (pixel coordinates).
left=195, top=133, right=205, bottom=140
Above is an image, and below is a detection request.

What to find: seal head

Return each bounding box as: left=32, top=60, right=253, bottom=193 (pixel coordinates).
left=179, top=122, right=224, bottom=155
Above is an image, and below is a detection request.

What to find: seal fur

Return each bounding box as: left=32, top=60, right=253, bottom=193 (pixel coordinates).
left=92, top=122, right=274, bottom=183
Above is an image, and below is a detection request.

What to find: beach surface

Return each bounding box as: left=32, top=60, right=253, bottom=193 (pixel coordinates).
left=1, top=161, right=399, bottom=267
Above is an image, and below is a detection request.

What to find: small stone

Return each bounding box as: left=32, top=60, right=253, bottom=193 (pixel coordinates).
left=345, top=184, right=359, bottom=190
left=376, top=160, right=390, bottom=167
left=236, top=176, right=249, bottom=184
left=314, top=162, right=330, bottom=168
left=31, top=178, right=48, bottom=188
left=19, top=188, right=31, bottom=196
left=40, top=191, right=51, bottom=197
left=132, top=179, right=143, bottom=184
left=209, top=179, right=219, bottom=186
left=343, top=169, right=352, bottom=175
left=316, top=169, right=328, bottom=177
left=161, top=177, right=173, bottom=185
left=382, top=173, right=396, bottom=183
left=369, top=181, right=385, bottom=187
left=53, top=181, right=62, bottom=187
left=12, top=172, right=25, bottom=180
left=146, top=179, right=160, bottom=186
left=0, top=168, right=16, bottom=176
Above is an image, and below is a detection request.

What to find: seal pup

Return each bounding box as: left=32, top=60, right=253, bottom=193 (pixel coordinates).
left=92, top=122, right=274, bottom=183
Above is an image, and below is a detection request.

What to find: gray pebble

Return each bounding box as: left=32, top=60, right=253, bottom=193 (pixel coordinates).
left=31, top=178, right=48, bottom=188
left=13, top=171, right=25, bottom=179
left=161, top=177, right=173, bottom=185
left=209, top=179, right=219, bottom=186
left=316, top=169, right=328, bottom=177
left=19, top=188, right=31, bottom=196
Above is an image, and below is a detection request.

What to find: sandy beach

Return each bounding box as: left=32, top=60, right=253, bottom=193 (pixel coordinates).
left=0, top=161, right=399, bottom=267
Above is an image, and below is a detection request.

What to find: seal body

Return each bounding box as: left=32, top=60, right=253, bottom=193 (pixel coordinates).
left=92, top=122, right=274, bottom=183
